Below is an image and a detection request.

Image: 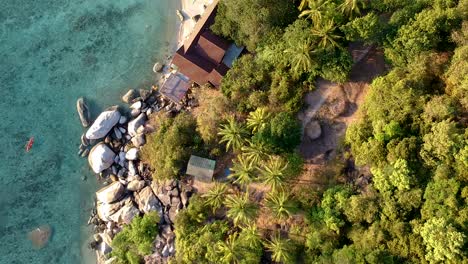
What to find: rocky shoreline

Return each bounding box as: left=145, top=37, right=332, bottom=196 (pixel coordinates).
left=77, top=85, right=197, bottom=263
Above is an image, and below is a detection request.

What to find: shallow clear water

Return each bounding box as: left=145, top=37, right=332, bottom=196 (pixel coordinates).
left=0, top=0, right=178, bottom=263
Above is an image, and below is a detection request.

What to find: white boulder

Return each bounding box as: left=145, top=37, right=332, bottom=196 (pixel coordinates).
left=96, top=181, right=124, bottom=204
left=127, top=113, right=147, bottom=137
left=122, top=89, right=138, bottom=104
left=100, top=241, right=112, bottom=255
left=109, top=200, right=140, bottom=224
left=128, top=161, right=137, bottom=176
left=125, top=148, right=140, bottom=161
left=131, top=134, right=146, bottom=147
left=127, top=180, right=145, bottom=192
left=130, top=101, right=142, bottom=110
left=135, top=186, right=162, bottom=214
left=305, top=120, right=322, bottom=140
left=119, top=116, right=127, bottom=124
left=86, top=109, right=121, bottom=140
left=96, top=197, right=130, bottom=222
left=113, top=127, right=122, bottom=140
left=88, top=143, right=115, bottom=173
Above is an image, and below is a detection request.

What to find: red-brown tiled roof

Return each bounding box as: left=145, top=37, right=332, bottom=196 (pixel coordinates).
left=172, top=51, right=214, bottom=86
left=196, top=32, right=230, bottom=65
left=172, top=0, right=232, bottom=88
left=182, top=0, right=220, bottom=54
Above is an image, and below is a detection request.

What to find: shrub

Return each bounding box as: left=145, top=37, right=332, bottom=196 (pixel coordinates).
left=111, top=212, right=160, bottom=264
left=142, top=112, right=200, bottom=180
left=253, top=112, right=301, bottom=153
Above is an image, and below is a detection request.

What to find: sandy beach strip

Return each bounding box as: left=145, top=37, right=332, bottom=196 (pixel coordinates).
left=177, top=0, right=213, bottom=48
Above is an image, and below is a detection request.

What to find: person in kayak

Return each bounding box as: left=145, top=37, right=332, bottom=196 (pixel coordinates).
left=25, top=137, right=34, bottom=152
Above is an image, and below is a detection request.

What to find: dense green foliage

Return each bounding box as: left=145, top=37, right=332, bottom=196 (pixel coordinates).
left=111, top=212, right=160, bottom=264
left=140, top=0, right=468, bottom=263
left=252, top=112, right=301, bottom=153
left=142, top=112, right=200, bottom=180
left=211, top=0, right=298, bottom=51
left=194, top=86, right=234, bottom=146
left=174, top=195, right=262, bottom=263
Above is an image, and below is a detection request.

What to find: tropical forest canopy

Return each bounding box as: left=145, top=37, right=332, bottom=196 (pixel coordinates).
left=131, top=0, right=468, bottom=263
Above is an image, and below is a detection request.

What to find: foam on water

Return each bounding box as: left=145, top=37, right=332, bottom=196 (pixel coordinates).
left=0, top=0, right=178, bottom=263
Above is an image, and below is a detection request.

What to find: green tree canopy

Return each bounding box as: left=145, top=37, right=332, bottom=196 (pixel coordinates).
left=264, top=191, right=298, bottom=221
left=225, top=192, right=259, bottom=226
left=218, top=117, right=248, bottom=152
left=246, top=107, right=270, bottom=133
left=111, top=212, right=160, bottom=264
left=258, top=156, right=289, bottom=192
left=142, top=113, right=199, bottom=180
left=253, top=112, right=301, bottom=153
left=264, top=234, right=295, bottom=264
left=385, top=8, right=461, bottom=66
left=211, top=0, right=297, bottom=51
left=194, top=87, right=234, bottom=145
left=419, top=217, right=466, bottom=263
left=229, top=155, right=257, bottom=186
left=202, top=182, right=229, bottom=213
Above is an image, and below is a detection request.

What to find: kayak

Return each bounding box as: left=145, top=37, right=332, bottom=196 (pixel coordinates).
left=25, top=137, right=34, bottom=152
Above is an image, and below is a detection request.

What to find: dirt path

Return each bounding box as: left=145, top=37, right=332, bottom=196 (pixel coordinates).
left=295, top=44, right=387, bottom=189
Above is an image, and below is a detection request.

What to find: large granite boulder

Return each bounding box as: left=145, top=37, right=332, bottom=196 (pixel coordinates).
left=86, top=108, right=121, bottom=140
left=131, top=134, right=146, bottom=147
left=130, top=101, right=142, bottom=110
left=96, top=182, right=124, bottom=204
left=305, top=120, right=322, bottom=140
left=135, top=186, right=162, bottom=214
left=152, top=62, right=163, bottom=73
left=127, top=113, right=147, bottom=137
left=76, top=97, right=91, bottom=127
left=108, top=200, right=140, bottom=224
left=88, top=143, right=116, bottom=173
left=168, top=207, right=178, bottom=223
left=96, top=197, right=130, bottom=222
left=127, top=180, right=145, bottom=192
left=125, top=148, right=140, bottom=161
left=128, top=161, right=137, bottom=176
left=122, top=89, right=138, bottom=104
left=100, top=241, right=112, bottom=255
left=151, top=181, right=171, bottom=207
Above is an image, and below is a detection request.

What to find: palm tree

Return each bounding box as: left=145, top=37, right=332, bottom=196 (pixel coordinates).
left=284, top=38, right=315, bottom=76
left=246, top=107, right=270, bottom=133
left=202, top=182, right=228, bottom=213
left=241, top=140, right=269, bottom=166
left=298, top=0, right=328, bottom=26
left=229, top=155, right=256, bottom=186
left=311, top=20, right=341, bottom=49
left=264, top=234, right=293, bottom=263
left=225, top=192, right=258, bottom=226
left=216, top=233, right=243, bottom=264
left=265, top=191, right=297, bottom=221
left=218, top=117, right=248, bottom=151
left=340, top=0, right=364, bottom=17
left=239, top=224, right=262, bottom=248
left=259, top=156, right=289, bottom=192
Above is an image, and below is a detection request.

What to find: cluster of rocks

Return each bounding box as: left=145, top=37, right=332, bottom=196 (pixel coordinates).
left=76, top=88, right=194, bottom=263
left=180, top=84, right=199, bottom=110
left=90, top=179, right=193, bottom=263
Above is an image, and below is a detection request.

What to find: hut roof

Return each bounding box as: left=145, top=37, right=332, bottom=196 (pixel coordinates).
left=160, top=73, right=190, bottom=103
left=186, top=155, right=216, bottom=182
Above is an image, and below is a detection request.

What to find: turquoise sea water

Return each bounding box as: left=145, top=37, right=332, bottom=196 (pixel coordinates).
left=0, top=0, right=178, bottom=263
